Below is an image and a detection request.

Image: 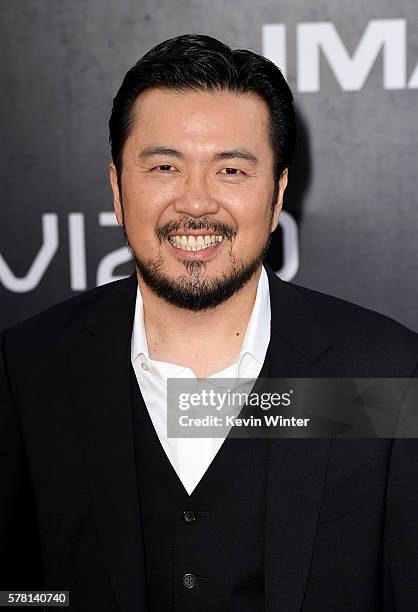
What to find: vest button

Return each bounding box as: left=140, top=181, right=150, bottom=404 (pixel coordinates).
left=182, top=573, right=197, bottom=589
left=183, top=510, right=196, bottom=523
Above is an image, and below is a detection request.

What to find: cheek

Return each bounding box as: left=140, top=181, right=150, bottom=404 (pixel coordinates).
left=230, top=195, right=272, bottom=233
left=122, top=181, right=170, bottom=231
left=230, top=217, right=270, bottom=259
left=234, top=197, right=272, bottom=250
left=223, top=182, right=272, bottom=219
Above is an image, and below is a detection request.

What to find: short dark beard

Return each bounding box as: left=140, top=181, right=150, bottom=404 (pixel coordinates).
left=135, top=244, right=270, bottom=312
left=120, top=195, right=276, bottom=312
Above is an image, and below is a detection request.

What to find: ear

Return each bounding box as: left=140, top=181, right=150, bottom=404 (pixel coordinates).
left=270, top=168, right=288, bottom=233
left=109, top=163, right=123, bottom=226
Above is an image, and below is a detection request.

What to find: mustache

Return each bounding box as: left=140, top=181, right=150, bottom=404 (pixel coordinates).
left=156, top=218, right=236, bottom=243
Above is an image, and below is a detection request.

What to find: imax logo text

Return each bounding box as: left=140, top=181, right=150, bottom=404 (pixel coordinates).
left=263, top=19, right=418, bottom=91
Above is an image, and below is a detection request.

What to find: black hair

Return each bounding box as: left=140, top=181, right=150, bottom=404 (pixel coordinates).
left=109, top=33, right=296, bottom=192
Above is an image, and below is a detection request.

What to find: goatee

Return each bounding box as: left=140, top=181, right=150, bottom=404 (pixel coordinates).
left=123, top=227, right=272, bottom=312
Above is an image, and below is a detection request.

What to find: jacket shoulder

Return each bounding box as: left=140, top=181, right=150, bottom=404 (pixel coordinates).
left=291, top=282, right=417, bottom=374
left=2, top=276, right=134, bottom=354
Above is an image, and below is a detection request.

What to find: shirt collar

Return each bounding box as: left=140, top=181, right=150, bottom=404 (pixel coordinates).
left=238, top=264, right=270, bottom=366
left=131, top=264, right=271, bottom=370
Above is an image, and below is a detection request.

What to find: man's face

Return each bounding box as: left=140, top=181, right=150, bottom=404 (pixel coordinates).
left=109, top=87, right=287, bottom=311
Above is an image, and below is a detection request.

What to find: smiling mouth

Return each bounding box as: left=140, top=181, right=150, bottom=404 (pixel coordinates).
left=168, top=234, right=224, bottom=252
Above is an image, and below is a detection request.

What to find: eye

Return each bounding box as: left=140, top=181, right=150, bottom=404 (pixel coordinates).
left=152, top=165, right=177, bottom=173
left=219, top=167, right=245, bottom=176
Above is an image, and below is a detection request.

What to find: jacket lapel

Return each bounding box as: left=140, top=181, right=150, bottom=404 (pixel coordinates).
left=68, top=273, right=148, bottom=612
left=263, top=265, right=333, bottom=612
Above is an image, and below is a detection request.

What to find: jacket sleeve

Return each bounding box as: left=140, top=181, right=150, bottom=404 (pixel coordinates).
left=383, top=360, right=418, bottom=610
left=0, top=330, right=44, bottom=589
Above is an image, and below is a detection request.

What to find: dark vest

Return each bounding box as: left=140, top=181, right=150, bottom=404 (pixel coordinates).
left=131, top=349, right=271, bottom=612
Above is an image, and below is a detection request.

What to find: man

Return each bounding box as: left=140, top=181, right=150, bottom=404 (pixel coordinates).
left=1, top=34, right=417, bottom=612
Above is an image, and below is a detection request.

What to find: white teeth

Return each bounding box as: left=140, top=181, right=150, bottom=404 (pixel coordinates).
left=168, top=234, right=224, bottom=251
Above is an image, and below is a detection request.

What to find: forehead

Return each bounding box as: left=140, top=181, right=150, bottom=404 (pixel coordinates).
left=128, top=87, right=271, bottom=154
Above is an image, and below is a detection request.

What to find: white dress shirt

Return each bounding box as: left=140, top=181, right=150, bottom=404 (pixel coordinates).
left=131, top=265, right=271, bottom=495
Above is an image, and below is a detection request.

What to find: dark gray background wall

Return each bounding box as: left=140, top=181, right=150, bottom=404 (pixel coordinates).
left=1, top=1, right=417, bottom=331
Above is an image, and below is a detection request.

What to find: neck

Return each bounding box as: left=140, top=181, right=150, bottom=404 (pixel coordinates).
left=136, top=266, right=262, bottom=375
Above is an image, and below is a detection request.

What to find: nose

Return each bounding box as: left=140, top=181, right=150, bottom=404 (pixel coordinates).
left=173, top=172, right=220, bottom=217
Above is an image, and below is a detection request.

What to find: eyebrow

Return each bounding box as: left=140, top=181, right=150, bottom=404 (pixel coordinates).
left=138, top=146, right=184, bottom=160
left=138, top=146, right=259, bottom=164
left=213, top=149, right=258, bottom=164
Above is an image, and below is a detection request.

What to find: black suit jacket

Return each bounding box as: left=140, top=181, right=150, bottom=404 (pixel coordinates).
left=1, top=264, right=417, bottom=611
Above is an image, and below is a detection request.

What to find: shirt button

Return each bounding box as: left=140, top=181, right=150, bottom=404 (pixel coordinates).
left=182, top=573, right=197, bottom=589
left=141, top=362, right=150, bottom=371
left=183, top=510, right=196, bottom=523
